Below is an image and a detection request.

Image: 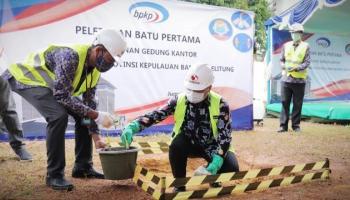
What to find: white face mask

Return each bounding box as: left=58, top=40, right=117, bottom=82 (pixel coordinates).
left=291, top=33, right=302, bottom=42
left=185, top=89, right=206, bottom=104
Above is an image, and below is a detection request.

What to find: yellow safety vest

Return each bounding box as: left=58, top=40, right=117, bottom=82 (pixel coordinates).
left=173, top=91, right=235, bottom=153
left=284, top=41, right=309, bottom=79
left=8, top=44, right=100, bottom=96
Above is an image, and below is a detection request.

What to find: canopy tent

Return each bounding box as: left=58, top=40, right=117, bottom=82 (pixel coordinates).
left=265, top=0, right=350, bottom=35
left=265, top=0, right=350, bottom=121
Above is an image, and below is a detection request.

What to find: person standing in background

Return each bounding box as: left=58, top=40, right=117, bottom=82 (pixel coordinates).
left=278, top=23, right=310, bottom=133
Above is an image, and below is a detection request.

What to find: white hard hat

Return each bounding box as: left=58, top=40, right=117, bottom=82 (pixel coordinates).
left=93, top=29, right=127, bottom=61
left=289, top=23, right=304, bottom=33
left=184, top=64, right=214, bottom=90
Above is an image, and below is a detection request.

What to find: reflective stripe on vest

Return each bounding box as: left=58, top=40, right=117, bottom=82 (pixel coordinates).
left=9, top=44, right=100, bottom=96
left=285, top=41, right=308, bottom=79
left=173, top=91, right=221, bottom=138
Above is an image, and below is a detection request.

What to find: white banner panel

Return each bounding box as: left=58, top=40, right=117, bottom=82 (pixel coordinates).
left=0, top=0, right=254, bottom=136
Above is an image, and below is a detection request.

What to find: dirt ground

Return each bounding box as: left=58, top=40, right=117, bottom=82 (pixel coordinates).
left=0, top=118, right=349, bottom=200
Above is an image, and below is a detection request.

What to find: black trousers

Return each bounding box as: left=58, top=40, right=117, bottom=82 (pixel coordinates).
left=280, top=81, right=306, bottom=130
left=169, top=133, right=239, bottom=178
left=9, top=78, right=93, bottom=178
left=0, top=77, right=24, bottom=149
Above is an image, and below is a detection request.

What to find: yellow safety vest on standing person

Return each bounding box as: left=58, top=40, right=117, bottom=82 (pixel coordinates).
left=284, top=41, right=308, bottom=79
left=8, top=44, right=100, bottom=96
left=173, top=91, right=235, bottom=153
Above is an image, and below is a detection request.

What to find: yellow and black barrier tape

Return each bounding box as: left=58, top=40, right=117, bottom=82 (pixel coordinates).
left=165, top=159, right=329, bottom=188
left=133, top=159, right=330, bottom=199
left=133, top=165, right=163, bottom=199
left=133, top=164, right=162, bottom=186
left=113, top=142, right=170, bottom=155
left=162, top=169, right=330, bottom=200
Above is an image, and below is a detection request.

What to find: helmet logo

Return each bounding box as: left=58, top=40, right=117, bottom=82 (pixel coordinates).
left=191, top=74, right=198, bottom=81
left=189, top=74, right=200, bottom=85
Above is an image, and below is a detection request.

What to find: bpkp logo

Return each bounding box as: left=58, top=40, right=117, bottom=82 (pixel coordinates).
left=129, top=2, right=169, bottom=23
left=316, top=37, right=331, bottom=48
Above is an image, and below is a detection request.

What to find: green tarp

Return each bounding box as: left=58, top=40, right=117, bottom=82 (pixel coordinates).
left=267, top=101, right=350, bottom=120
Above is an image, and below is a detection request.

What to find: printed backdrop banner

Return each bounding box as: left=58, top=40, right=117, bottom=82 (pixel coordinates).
left=0, top=0, right=254, bottom=133
left=268, top=28, right=350, bottom=103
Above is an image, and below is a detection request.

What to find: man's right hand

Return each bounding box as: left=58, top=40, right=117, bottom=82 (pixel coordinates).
left=121, top=120, right=141, bottom=147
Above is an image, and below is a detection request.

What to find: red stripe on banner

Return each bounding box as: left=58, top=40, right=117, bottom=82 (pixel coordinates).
left=312, top=89, right=350, bottom=97
left=15, top=1, right=65, bottom=20
left=116, top=99, right=169, bottom=114
left=0, top=0, right=108, bottom=33
left=311, top=79, right=350, bottom=97
left=311, top=79, right=350, bottom=92
left=159, top=116, right=174, bottom=125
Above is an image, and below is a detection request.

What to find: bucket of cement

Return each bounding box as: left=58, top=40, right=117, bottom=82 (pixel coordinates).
left=98, top=147, right=139, bottom=180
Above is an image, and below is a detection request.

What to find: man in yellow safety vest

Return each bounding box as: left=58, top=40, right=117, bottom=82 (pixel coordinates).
left=121, top=64, right=239, bottom=192
left=278, top=23, right=310, bottom=133
left=1, top=29, right=126, bottom=191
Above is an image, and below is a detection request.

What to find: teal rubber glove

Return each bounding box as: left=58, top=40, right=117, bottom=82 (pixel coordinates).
left=121, top=120, right=140, bottom=147
left=206, top=154, right=224, bottom=175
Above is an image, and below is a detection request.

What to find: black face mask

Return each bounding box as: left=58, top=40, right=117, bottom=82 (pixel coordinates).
left=95, top=51, right=114, bottom=72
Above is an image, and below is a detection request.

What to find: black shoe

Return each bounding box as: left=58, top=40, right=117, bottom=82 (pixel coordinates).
left=72, top=167, right=104, bottom=179
left=277, top=127, right=288, bottom=133
left=13, top=147, right=32, bottom=161
left=173, top=186, right=186, bottom=192
left=210, top=182, right=222, bottom=188
left=293, top=127, right=301, bottom=132
left=46, top=176, right=74, bottom=191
